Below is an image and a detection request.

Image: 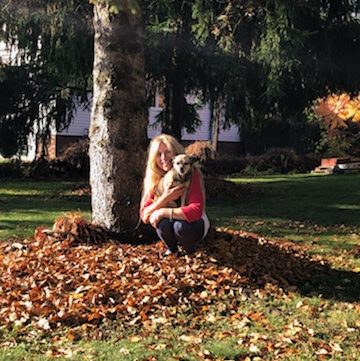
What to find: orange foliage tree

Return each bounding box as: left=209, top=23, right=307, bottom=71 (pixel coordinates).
left=314, top=93, right=360, bottom=130
left=312, top=93, right=360, bottom=157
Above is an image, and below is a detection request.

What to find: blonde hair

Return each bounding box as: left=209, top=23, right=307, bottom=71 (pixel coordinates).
left=141, top=134, right=185, bottom=207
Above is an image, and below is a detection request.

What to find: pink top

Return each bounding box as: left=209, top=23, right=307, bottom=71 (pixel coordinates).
left=140, top=168, right=205, bottom=223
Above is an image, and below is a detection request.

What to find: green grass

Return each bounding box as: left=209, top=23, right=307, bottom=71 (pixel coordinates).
left=0, top=174, right=359, bottom=360
left=0, top=180, right=91, bottom=240
left=208, top=173, right=360, bottom=269
left=216, top=173, right=360, bottom=228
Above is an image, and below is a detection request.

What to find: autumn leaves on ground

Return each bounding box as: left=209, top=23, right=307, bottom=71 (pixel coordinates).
left=0, top=176, right=359, bottom=360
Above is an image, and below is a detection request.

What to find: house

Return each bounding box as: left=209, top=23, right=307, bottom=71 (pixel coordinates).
left=1, top=39, right=240, bottom=160
left=0, top=41, right=13, bottom=65
left=25, top=93, right=240, bottom=161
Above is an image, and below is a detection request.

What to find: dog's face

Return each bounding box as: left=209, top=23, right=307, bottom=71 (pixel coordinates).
left=172, top=154, right=193, bottom=176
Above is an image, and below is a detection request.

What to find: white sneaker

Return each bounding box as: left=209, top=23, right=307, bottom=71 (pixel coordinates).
left=163, top=248, right=177, bottom=257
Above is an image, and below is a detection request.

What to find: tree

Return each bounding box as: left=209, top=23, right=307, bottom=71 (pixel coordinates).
left=1, top=0, right=148, bottom=233
left=3, top=1, right=360, bottom=157
left=187, top=0, right=360, bottom=154
left=143, top=0, right=203, bottom=140
left=89, top=0, right=148, bottom=233
left=312, top=92, right=360, bottom=156
left=0, top=0, right=93, bottom=158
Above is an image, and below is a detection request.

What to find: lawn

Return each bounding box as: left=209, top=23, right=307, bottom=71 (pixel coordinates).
left=0, top=181, right=91, bottom=240
left=208, top=173, right=360, bottom=270
left=0, top=174, right=359, bottom=360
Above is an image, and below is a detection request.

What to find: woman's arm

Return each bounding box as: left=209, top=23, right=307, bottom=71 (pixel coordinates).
left=148, top=206, right=186, bottom=227
left=141, top=185, right=185, bottom=223
left=180, top=169, right=205, bottom=222
left=149, top=169, right=205, bottom=227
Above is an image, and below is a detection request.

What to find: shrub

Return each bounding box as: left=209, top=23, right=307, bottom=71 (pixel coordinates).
left=28, top=139, right=90, bottom=179
left=201, top=148, right=320, bottom=176
left=202, top=154, right=247, bottom=176
left=0, top=159, right=24, bottom=179
left=59, top=139, right=89, bottom=175
left=185, top=140, right=216, bottom=171
left=258, top=147, right=300, bottom=173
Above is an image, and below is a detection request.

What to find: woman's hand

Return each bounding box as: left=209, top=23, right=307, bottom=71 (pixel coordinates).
left=142, top=185, right=185, bottom=226
left=149, top=209, right=166, bottom=228
left=141, top=209, right=151, bottom=224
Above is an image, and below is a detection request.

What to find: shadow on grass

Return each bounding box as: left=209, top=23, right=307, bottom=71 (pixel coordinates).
left=213, top=174, right=360, bottom=228
left=199, top=229, right=360, bottom=303
left=0, top=194, right=90, bottom=211
left=0, top=219, right=54, bottom=230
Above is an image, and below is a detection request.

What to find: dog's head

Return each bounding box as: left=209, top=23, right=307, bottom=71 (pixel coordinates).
left=172, top=154, right=196, bottom=177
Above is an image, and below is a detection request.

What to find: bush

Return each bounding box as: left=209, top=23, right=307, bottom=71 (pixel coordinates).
left=202, top=148, right=320, bottom=176
left=59, top=139, right=89, bottom=175
left=0, top=159, right=24, bottom=179
left=257, top=147, right=300, bottom=173
left=202, top=154, right=248, bottom=176
left=1, top=142, right=320, bottom=180
left=185, top=141, right=216, bottom=164
left=27, top=139, right=90, bottom=179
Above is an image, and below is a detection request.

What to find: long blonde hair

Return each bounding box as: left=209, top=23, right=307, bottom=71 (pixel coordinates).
left=141, top=134, right=185, bottom=207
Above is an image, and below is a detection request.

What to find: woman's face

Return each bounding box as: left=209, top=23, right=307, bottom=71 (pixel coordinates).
left=156, top=142, right=175, bottom=172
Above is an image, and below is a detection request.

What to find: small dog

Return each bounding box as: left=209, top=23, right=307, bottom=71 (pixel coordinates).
left=157, top=154, right=198, bottom=207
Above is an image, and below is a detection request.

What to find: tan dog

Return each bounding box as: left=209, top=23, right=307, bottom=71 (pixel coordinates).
left=156, top=154, right=198, bottom=207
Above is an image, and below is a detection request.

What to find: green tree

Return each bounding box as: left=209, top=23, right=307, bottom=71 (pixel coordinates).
left=143, top=0, right=203, bottom=140
left=1, top=0, right=148, bottom=233
left=0, top=0, right=93, bottom=157
left=185, top=0, right=360, bottom=154
left=2, top=1, right=359, bottom=157
left=216, top=1, right=360, bottom=125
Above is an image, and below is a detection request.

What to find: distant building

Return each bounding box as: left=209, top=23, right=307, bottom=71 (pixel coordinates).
left=1, top=39, right=240, bottom=160
left=30, top=93, right=240, bottom=161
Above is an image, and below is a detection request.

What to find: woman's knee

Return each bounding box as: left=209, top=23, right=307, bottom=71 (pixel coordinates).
left=173, top=221, right=199, bottom=254
left=156, top=218, right=173, bottom=238
left=174, top=220, right=203, bottom=238
left=173, top=221, right=191, bottom=239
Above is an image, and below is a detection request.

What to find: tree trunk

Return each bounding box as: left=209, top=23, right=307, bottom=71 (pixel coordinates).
left=89, top=2, right=148, bottom=234
left=161, top=46, right=186, bottom=141
left=170, top=66, right=185, bottom=141
left=162, top=73, right=184, bottom=141
left=212, top=99, right=221, bottom=152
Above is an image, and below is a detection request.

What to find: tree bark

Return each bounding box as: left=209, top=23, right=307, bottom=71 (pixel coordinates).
left=211, top=98, right=221, bottom=152
left=89, top=2, right=148, bottom=233
left=170, top=65, right=185, bottom=141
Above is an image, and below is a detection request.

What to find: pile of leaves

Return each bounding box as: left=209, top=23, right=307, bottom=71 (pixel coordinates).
left=0, top=214, right=339, bottom=337
left=185, top=141, right=216, bottom=164
left=41, top=212, right=108, bottom=245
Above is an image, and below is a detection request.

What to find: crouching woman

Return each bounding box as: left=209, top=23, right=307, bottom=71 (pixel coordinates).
left=140, top=134, right=210, bottom=255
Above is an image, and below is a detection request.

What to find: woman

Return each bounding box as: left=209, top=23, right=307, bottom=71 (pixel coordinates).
left=140, top=134, right=210, bottom=255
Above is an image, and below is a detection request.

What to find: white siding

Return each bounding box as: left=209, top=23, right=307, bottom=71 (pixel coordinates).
left=148, top=103, right=212, bottom=140
left=218, top=124, right=240, bottom=142
left=0, top=41, right=16, bottom=65
left=147, top=107, right=162, bottom=138
left=22, top=133, right=36, bottom=162
left=22, top=95, right=240, bottom=160
left=182, top=103, right=212, bottom=141
left=147, top=101, right=240, bottom=142
left=59, top=104, right=91, bottom=136
left=74, top=93, right=240, bottom=142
